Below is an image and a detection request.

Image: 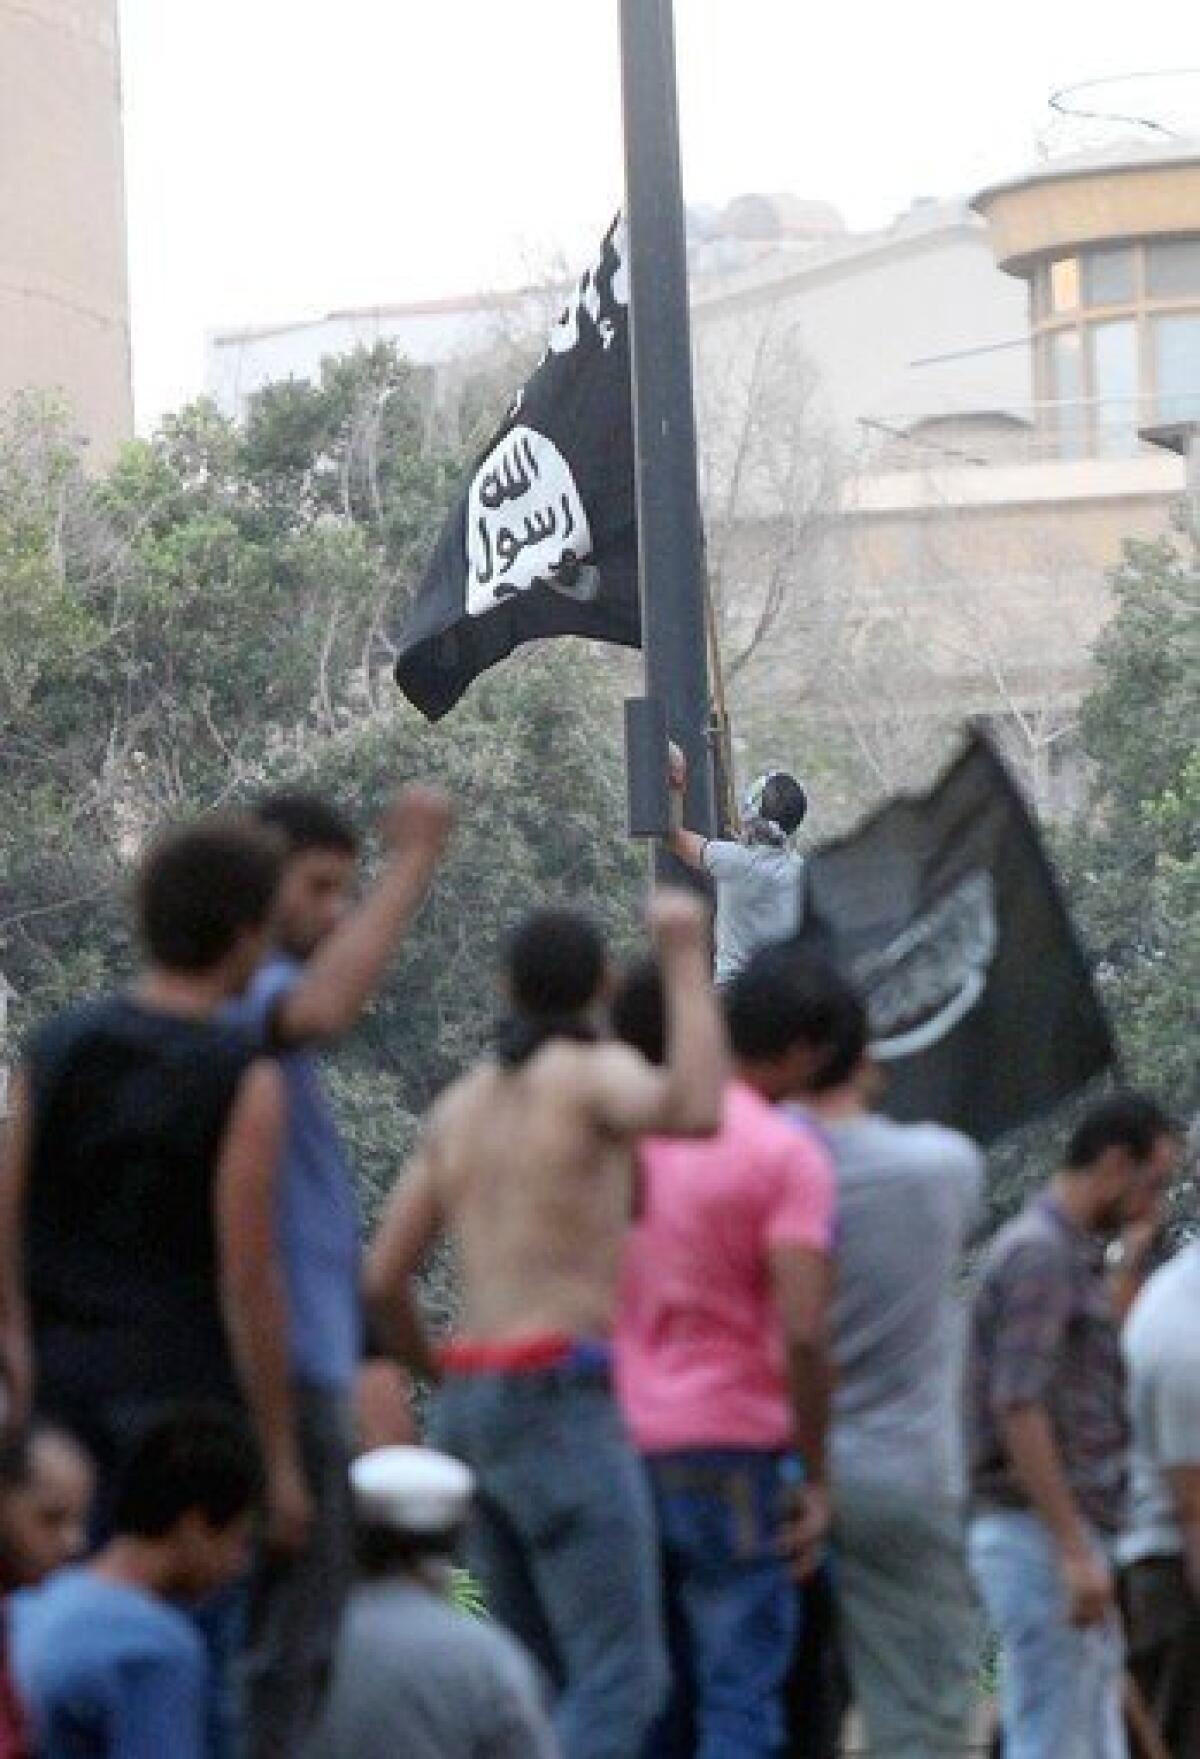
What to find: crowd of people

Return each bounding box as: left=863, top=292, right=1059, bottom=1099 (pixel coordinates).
left=0, top=764, right=1190, bottom=1759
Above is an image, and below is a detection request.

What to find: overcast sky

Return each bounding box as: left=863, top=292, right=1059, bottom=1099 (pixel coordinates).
left=118, top=1, right=1200, bottom=429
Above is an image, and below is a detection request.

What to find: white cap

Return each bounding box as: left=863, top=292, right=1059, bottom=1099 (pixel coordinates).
left=351, top=1446, right=475, bottom=1535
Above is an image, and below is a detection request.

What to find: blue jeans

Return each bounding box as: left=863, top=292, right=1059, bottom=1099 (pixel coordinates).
left=434, top=1368, right=667, bottom=1759
left=643, top=1450, right=798, bottom=1759
left=969, top=1509, right=1127, bottom=1759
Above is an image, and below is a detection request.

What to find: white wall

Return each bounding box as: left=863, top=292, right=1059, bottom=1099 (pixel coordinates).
left=693, top=212, right=1032, bottom=443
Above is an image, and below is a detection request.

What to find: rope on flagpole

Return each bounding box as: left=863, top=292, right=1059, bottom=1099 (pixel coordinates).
left=702, top=572, right=739, bottom=838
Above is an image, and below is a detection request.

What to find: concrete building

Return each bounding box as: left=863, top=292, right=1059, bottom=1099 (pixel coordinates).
left=0, top=0, right=133, bottom=459
left=686, top=147, right=1197, bottom=808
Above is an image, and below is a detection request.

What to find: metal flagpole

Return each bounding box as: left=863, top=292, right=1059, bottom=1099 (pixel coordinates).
left=617, top=0, right=718, bottom=881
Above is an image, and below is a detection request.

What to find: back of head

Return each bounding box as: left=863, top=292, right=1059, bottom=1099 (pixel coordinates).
left=611, top=959, right=666, bottom=1068
left=136, top=814, right=283, bottom=974
left=352, top=1446, right=473, bottom=1577
left=759, top=772, right=808, bottom=837
left=1064, top=1091, right=1179, bottom=1172
left=743, top=771, right=808, bottom=843
left=506, top=908, right=608, bottom=1017
left=497, top=909, right=608, bottom=1069
left=725, top=945, right=867, bottom=1089
left=254, top=790, right=359, bottom=859
left=111, top=1406, right=262, bottom=1540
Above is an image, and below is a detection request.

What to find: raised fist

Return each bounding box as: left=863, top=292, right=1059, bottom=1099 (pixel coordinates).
left=648, top=887, right=708, bottom=952
left=381, top=785, right=455, bottom=857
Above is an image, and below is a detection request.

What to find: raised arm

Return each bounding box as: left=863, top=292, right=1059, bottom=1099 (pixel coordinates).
left=215, top=1059, right=311, bottom=1554
left=273, top=786, right=454, bottom=1046
left=591, top=890, right=726, bottom=1139
left=0, top=1069, right=33, bottom=1428
left=364, top=1147, right=444, bottom=1382
left=663, top=741, right=707, bottom=872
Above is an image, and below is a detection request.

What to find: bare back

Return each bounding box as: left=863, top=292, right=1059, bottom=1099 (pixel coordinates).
left=427, top=1043, right=647, bottom=1341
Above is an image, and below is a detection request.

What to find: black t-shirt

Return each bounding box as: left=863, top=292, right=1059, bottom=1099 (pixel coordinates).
left=25, top=995, right=257, bottom=1408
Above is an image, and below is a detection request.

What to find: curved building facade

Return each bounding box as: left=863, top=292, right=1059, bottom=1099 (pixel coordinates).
left=973, top=142, right=1200, bottom=458
left=0, top=0, right=132, bottom=458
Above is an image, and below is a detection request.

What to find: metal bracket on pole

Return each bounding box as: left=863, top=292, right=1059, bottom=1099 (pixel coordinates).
left=625, top=697, right=670, bottom=838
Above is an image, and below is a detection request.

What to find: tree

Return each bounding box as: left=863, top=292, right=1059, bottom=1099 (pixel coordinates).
left=694, top=309, right=843, bottom=687
left=982, top=531, right=1198, bottom=1232
left=1062, top=533, right=1199, bottom=1127
left=0, top=366, right=643, bottom=1209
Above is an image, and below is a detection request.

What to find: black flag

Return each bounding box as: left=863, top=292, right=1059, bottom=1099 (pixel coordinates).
left=394, top=220, right=639, bottom=720
left=794, top=730, right=1115, bottom=1143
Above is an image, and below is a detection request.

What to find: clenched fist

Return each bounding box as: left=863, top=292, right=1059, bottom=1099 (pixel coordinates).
left=381, top=786, right=455, bottom=859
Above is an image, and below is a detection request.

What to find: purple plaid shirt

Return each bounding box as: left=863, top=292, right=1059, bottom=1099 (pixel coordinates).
left=967, top=1194, right=1129, bottom=1534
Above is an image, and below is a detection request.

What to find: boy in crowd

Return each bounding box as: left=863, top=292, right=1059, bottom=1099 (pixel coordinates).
left=611, top=951, right=835, bottom=1758
left=13, top=1407, right=261, bottom=1759
left=366, top=896, right=725, bottom=1759
left=311, top=1446, right=557, bottom=1759
left=230, top=784, right=452, bottom=1758
left=0, top=816, right=306, bottom=1549
left=2, top=1426, right=92, bottom=1589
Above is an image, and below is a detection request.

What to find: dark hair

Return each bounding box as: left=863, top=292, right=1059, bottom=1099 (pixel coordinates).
left=136, top=815, right=283, bottom=973
left=724, top=946, right=868, bottom=1090
left=111, top=1406, right=262, bottom=1539
left=506, top=909, right=608, bottom=1018
left=355, top=1521, right=459, bottom=1580
left=255, top=791, right=359, bottom=858
left=1064, top=1093, right=1180, bottom=1172
left=611, top=959, right=666, bottom=1067
left=760, top=774, right=808, bottom=836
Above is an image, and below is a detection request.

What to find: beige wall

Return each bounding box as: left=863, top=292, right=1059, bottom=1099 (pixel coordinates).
left=976, top=157, right=1200, bottom=274
left=0, top=0, right=132, bottom=459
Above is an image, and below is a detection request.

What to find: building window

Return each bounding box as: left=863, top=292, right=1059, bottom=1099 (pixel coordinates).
left=1091, top=320, right=1139, bottom=454
left=1153, top=313, right=1200, bottom=422
left=1146, top=238, right=1200, bottom=301
left=1050, top=256, right=1080, bottom=313
left=1032, top=236, right=1200, bottom=456
left=1050, top=329, right=1085, bottom=455
left=1084, top=246, right=1135, bottom=307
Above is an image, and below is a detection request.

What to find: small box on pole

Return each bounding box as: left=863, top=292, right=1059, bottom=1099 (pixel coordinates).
left=625, top=696, right=670, bottom=838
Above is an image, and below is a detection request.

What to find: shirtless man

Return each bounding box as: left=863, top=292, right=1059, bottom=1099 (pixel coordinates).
left=366, top=893, right=725, bottom=1759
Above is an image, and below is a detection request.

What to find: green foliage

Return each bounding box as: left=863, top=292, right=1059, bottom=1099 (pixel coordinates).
left=987, top=534, right=1199, bottom=1229
left=0, top=358, right=643, bottom=1271
left=1064, top=537, right=1199, bottom=1123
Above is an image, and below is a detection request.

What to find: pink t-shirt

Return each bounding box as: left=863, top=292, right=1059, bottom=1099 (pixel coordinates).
left=614, top=1081, right=836, bottom=1454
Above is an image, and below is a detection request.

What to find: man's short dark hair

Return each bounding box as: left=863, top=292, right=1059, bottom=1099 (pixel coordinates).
left=255, top=791, right=359, bottom=858
left=354, top=1521, right=460, bottom=1579
left=506, top=909, right=608, bottom=1018
left=1064, top=1093, right=1179, bottom=1171
left=111, top=1407, right=262, bottom=1540
left=136, top=815, right=283, bottom=973
left=759, top=773, right=808, bottom=836
left=725, top=946, right=868, bottom=1089
left=612, top=959, right=667, bottom=1067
